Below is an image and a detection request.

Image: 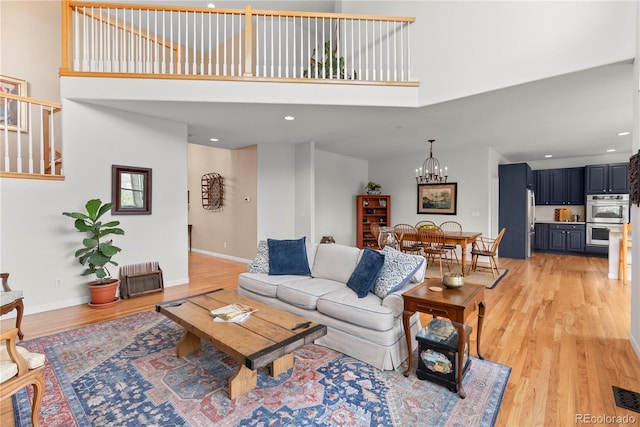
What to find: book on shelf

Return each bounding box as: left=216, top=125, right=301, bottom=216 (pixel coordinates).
left=210, top=303, right=257, bottom=323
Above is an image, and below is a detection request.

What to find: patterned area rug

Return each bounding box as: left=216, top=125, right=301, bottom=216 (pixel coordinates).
left=13, top=311, right=510, bottom=426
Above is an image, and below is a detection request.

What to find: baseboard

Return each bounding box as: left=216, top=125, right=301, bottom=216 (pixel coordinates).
left=192, top=248, right=252, bottom=264
left=630, top=331, right=640, bottom=361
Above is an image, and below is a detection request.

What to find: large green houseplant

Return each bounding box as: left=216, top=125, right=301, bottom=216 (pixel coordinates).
left=63, top=199, right=125, bottom=307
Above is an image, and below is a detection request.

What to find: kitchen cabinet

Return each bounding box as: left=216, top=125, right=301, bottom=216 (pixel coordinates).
left=534, top=167, right=584, bottom=205
left=585, top=163, right=629, bottom=194
left=533, top=223, right=548, bottom=250
left=356, top=195, right=390, bottom=249
left=547, top=224, right=585, bottom=253
left=499, top=163, right=533, bottom=259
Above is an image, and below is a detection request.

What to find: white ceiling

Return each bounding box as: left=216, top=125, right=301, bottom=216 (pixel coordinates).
left=90, top=60, right=635, bottom=163
left=90, top=1, right=636, bottom=164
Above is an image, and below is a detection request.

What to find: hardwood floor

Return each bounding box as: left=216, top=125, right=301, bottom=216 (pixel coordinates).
left=3, top=252, right=639, bottom=426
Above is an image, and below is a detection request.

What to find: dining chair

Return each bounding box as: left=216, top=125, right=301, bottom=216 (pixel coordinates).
left=0, top=328, right=46, bottom=427
left=618, top=222, right=632, bottom=285
left=394, top=224, right=422, bottom=255
left=469, top=228, right=507, bottom=278
left=415, top=220, right=437, bottom=230
left=370, top=223, right=382, bottom=249
left=439, top=221, right=462, bottom=265
left=418, top=226, right=450, bottom=276
left=1, top=273, right=24, bottom=340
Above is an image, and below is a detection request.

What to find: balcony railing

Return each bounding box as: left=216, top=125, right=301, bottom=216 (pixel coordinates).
left=0, top=93, right=63, bottom=179
left=61, top=1, right=417, bottom=85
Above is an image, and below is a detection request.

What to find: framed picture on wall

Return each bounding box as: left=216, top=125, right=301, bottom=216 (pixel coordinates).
left=0, top=75, right=28, bottom=133
left=417, top=183, right=457, bottom=215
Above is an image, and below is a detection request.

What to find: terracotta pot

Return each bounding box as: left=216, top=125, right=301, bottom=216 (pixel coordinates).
left=87, top=279, right=119, bottom=308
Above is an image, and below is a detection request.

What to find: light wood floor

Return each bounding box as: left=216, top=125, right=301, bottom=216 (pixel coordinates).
left=3, top=252, right=639, bottom=426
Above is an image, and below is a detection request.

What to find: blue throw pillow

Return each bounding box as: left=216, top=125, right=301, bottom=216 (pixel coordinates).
left=347, top=248, right=386, bottom=298
left=267, top=237, right=311, bottom=276
left=372, top=246, right=424, bottom=298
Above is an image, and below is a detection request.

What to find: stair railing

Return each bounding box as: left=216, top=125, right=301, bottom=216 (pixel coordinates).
left=61, top=1, right=417, bottom=85
left=0, top=92, right=63, bottom=179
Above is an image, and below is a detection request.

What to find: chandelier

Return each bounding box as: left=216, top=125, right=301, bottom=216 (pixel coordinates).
left=415, top=139, right=448, bottom=184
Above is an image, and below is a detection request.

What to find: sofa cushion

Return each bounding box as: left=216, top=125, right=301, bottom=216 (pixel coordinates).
left=268, top=237, right=311, bottom=276
left=311, top=243, right=361, bottom=283
left=238, top=272, right=311, bottom=298
left=346, top=248, right=385, bottom=298
left=372, top=246, right=424, bottom=299
left=317, top=288, right=396, bottom=332
left=247, top=240, right=269, bottom=273
left=276, top=278, right=345, bottom=310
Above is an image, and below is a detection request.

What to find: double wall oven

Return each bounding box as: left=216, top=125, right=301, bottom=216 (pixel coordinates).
left=586, top=194, right=629, bottom=246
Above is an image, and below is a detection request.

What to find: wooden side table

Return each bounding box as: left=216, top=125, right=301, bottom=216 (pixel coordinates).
left=402, top=278, right=486, bottom=398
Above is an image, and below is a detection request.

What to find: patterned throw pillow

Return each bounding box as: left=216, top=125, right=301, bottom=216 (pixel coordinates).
left=372, top=246, right=424, bottom=299
left=247, top=240, right=269, bottom=273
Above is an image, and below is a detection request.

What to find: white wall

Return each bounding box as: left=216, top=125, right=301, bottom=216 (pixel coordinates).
left=341, top=1, right=636, bottom=106
left=257, top=144, right=296, bottom=240
left=0, top=100, right=188, bottom=314
left=295, top=143, right=315, bottom=241
left=369, top=145, right=493, bottom=238
left=315, top=149, right=368, bottom=246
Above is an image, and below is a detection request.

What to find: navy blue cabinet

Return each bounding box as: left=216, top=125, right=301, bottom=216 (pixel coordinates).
left=534, top=167, right=584, bottom=205
left=533, top=223, right=548, bottom=250
left=499, top=163, right=532, bottom=259
left=585, top=163, right=629, bottom=194
left=547, top=224, right=585, bottom=253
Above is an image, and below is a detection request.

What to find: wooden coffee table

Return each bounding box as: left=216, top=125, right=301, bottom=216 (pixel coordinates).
left=156, top=289, right=327, bottom=399
left=401, top=278, right=486, bottom=398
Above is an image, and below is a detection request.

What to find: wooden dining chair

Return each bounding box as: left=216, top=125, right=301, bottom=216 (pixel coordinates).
left=618, top=222, right=632, bottom=285
left=418, top=226, right=450, bottom=276
left=470, top=228, right=506, bottom=278
left=439, top=221, right=462, bottom=265
left=394, top=224, right=422, bottom=255
left=370, top=223, right=381, bottom=249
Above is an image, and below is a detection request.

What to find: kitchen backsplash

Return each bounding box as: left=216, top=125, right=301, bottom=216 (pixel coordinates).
left=535, top=205, right=585, bottom=222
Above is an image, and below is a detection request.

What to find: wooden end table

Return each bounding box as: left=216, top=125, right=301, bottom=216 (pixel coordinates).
left=157, top=290, right=326, bottom=399
left=402, top=278, right=486, bottom=398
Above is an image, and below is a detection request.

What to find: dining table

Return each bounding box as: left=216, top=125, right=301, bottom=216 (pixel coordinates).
left=398, top=230, right=482, bottom=276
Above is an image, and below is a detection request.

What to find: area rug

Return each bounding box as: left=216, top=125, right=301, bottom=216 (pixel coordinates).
left=424, top=262, right=508, bottom=289
left=13, top=311, right=510, bottom=427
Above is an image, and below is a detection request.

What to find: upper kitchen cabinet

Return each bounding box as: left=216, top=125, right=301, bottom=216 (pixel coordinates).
left=534, top=167, right=584, bottom=205
left=585, top=163, right=629, bottom=194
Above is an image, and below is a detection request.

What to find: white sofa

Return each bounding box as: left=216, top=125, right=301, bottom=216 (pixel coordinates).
left=238, top=241, right=426, bottom=371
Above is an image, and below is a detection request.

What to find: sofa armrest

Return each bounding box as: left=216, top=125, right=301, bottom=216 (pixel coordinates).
left=381, top=281, right=420, bottom=317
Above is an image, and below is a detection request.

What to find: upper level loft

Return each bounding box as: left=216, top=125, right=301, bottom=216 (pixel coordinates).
left=60, top=0, right=418, bottom=86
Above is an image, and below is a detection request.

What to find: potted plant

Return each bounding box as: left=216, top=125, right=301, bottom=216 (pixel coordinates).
left=365, top=181, right=382, bottom=195
left=63, top=199, right=125, bottom=308
left=304, top=41, right=357, bottom=80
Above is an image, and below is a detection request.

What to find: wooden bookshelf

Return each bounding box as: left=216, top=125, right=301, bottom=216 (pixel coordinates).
left=356, top=194, right=391, bottom=249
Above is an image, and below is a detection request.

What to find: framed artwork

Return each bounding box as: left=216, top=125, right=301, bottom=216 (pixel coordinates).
left=111, top=165, right=152, bottom=215
left=417, top=183, right=457, bottom=215
left=0, top=75, right=28, bottom=132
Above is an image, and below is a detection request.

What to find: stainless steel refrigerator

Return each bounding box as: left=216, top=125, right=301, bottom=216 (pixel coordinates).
left=526, top=189, right=535, bottom=258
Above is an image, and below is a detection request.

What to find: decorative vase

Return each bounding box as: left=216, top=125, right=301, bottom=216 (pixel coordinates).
left=378, top=227, right=398, bottom=250
left=87, top=279, right=120, bottom=308
left=366, top=190, right=381, bottom=195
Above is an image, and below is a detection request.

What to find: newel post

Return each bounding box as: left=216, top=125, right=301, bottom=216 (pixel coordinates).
left=244, top=5, right=253, bottom=76
left=60, top=0, right=73, bottom=72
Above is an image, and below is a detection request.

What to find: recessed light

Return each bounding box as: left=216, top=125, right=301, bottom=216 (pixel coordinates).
left=544, top=154, right=552, bottom=158
left=607, top=149, right=616, bottom=153
left=207, top=3, right=215, bottom=8
left=210, top=138, right=219, bottom=142
left=618, top=131, right=630, bottom=136
left=284, top=116, right=295, bottom=121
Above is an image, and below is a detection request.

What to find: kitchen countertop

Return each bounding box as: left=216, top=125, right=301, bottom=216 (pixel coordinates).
left=535, top=220, right=586, bottom=225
